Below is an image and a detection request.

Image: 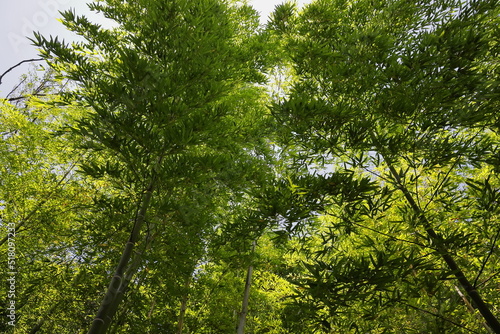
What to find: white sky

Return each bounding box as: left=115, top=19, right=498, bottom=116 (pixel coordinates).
left=0, top=0, right=312, bottom=97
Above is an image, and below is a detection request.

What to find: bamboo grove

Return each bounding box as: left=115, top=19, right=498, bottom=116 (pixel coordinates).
left=1, top=0, right=499, bottom=333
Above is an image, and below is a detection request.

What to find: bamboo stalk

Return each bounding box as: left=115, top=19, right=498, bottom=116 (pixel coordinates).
left=87, top=179, right=155, bottom=334
left=237, top=240, right=256, bottom=334
left=383, top=155, right=500, bottom=333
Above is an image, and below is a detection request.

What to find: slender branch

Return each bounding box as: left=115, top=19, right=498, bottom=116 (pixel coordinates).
left=0, top=59, right=44, bottom=85
left=476, top=269, right=500, bottom=288
left=400, top=301, right=483, bottom=334
left=361, top=163, right=392, bottom=183
left=424, top=127, right=485, bottom=213
left=422, top=159, right=458, bottom=213
left=474, top=227, right=500, bottom=288
left=350, top=220, right=437, bottom=251
left=5, top=76, right=27, bottom=100
left=7, top=93, right=47, bottom=102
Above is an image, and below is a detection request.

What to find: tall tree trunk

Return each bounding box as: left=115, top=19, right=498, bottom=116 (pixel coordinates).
left=383, top=156, right=500, bottom=333
left=237, top=240, right=256, bottom=334
left=176, top=277, right=191, bottom=334
left=87, top=179, right=156, bottom=334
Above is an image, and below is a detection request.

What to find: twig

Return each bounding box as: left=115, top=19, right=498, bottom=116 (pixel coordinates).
left=401, top=300, right=483, bottom=334
left=350, top=219, right=437, bottom=251
left=5, top=76, right=27, bottom=100
left=0, top=58, right=44, bottom=85
left=7, top=93, right=47, bottom=102
left=474, top=226, right=500, bottom=288
left=476, top=269, right=500, bottom=289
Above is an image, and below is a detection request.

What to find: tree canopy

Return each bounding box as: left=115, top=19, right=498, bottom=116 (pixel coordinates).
left=1, top=0, right=499, bottom=333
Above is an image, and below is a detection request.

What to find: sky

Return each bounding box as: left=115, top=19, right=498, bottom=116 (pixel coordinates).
left=0, top=0, right=312, bottom=97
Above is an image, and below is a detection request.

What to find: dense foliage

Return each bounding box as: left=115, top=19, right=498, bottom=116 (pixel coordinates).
left=1, top=0, right=499, bottom=333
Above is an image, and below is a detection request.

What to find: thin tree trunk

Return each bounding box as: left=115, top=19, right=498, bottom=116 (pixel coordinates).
left=176, top=277, right=191, bottom=334
left=87, top=179, right=155, bottom=334
left=454, top=286, right=495, bottom=334
left=383, top=157, right=500, bottom=333
left=237, top=240, right=256, bottom=334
